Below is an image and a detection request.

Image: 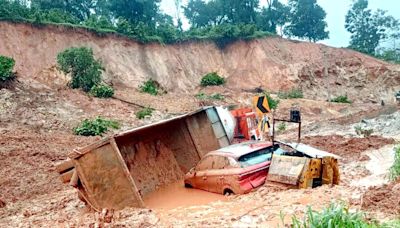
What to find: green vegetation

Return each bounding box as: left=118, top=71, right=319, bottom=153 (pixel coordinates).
left=195, top=92, right=225, bottom=101
left=345, top=0, right=398, bottom=55
left=0, top=0, right=329, bottom=47
left=278, top=88, right=304, bottom=99
left=74, top=117, right=120, bottom=136
left=286, top=0, right=329, bottom=42
left=354, top=125, right=374, bottom=138
left=330, top=95, right=352, bottom=104
left=57, top=47, right=103, bottom=92
left=139, top=79, right=159, bottom=96
left=136, top=107, right=154, bottom=119
left=390, top=146, right=400, bottom=181
left=200, top=72, right=225, bottom=87
left=264, top=92, right=280, bottom=110
left=0, top=55, right=15, bottom=82
left=289, top=203, right=376, bottom=228
left=277, top=122, right=286, bottom=132
left=90, top=84, right=114, bottom=98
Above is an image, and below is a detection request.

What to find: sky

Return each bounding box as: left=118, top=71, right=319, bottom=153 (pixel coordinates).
left=160, top=0, right=400, bottom=48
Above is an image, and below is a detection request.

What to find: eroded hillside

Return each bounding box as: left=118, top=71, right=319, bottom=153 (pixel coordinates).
left=1, top=22, right=399, bottom=103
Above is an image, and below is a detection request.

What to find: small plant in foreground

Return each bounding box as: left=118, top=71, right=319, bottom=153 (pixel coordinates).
left=354, top=125, right=374, bottom=138
left=195, top=92, right=225, bottom=101
left=390, top=146, right=400, bottom=181
left=277, top=123, right=287, bottom=132
left=278, top=88, right=304, bottom=99
left=263, top=92, right=280, bottom=110
left=90, top=84, right=114, bottom=98
left=136, top=107, right=154, bottom=119
left=331, top=95, right=352, bottom=104
left=0, top=55, right=15, bottom=82
left=200, top=72, right=225, bottom=87
left=139, top=79, right=159, bottom=95
left=74, top=117, right=120, bottom=136
left=288, top=203, right=374, bottom=228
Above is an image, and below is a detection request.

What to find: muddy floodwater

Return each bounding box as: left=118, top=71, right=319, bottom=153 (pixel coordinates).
left=143, top=181, right=227, bottom=210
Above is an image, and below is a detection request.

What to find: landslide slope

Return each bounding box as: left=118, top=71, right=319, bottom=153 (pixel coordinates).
left=0, top=21, right=400, bottom=102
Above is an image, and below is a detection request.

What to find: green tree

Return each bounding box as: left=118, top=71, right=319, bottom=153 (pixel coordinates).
left=0, top=55, right=15, bottom=82
left=108, top=0, right=160, bottom=27
left=257, top=0, right=290, bottom=34
left=183, top=0, right=225, bottom=28
left=31, top=0, right=95, bottom=21
left=286, top=0, right=329, bottom=42
left=345, top=0, right=398, bottom=55
left=57, top=47, right=103, bottom=92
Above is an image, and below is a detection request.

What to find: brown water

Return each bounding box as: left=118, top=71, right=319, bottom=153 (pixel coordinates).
left=143, top=180, right=226, bottom=210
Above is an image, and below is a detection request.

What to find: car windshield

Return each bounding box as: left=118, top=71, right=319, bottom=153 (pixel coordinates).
left=238, top=146, right=275, bottom=168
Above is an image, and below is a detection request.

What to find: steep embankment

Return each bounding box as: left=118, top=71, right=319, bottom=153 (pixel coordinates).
left=0, top=22, right=399, bottom=102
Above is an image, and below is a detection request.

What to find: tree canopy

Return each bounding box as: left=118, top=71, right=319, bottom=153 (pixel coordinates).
left=345, top=0, right=398, bottom=55
left=285, top=0, right=329, bottom=42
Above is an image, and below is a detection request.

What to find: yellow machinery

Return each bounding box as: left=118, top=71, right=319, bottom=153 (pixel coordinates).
left=268, top=142, right=340, bottom=188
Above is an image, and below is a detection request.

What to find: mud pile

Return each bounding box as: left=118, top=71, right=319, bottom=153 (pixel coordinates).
left=302, top=135, right=395, bottom=161
left=361, top=180, right=400, bottom=215
left=1, top=22, right=400, bottom=102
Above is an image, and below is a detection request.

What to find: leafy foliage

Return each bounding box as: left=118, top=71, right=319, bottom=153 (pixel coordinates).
left=286, top=0, right=329, bottom=42
left=330, top=95, right=352, bottom=104
left=257, top=0, right=290, bottom=34
left=278, top=88, right=304, bottom=99
left=136, top=107, right=154, bottom=119
left=289, top=203, right=375, bottom=228
left=390, top=146, right=400, bottom=181
left=90, top=84, right=114, bottom=98
left=74, top=117, right=120, bottom=136
left=139, top=79, right=159, bottom=95
left=376, top=48, right=400, bottom=64
left=195, top=92, right=224, bottom=100
left=0, top=55, right=15, bottom=82
left=354, top=125, right=374, bottom=138
left=345, top=0, right=398, bottom=55
left=200, top=72, right=225, bottom=86
left=277, top=122, right=286, bottom=132
left=264, top=92, right=280, bottom=110
left=57, top=47, right=103, bottom=92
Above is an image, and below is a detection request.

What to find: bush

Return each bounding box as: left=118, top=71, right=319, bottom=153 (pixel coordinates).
left=57, top=47, right=103, bottom=92
left=136, top=107, right=154, bottom=119
left=195, top=92, right=224, bottom=100
left=90, top=84, right=114, bottom=98
left=289, top=203, right=374, bottom=228
left=277, top=123, right=286, bottom=132
left=278, top=88, right=304, bottom=99
left=139, top=79, right=159, bottom=95
left=74, top=117, right=120, bottom=136
left=330, top=95, right=352, bottom=104
left=390, top=146, right=400, bottom=181
left=264, top=92, right=280, bottom=110
left=209, top=93, right=224, bottom=100
left=354, top=125, right=374, bottom=138
left=200, top=72, right=225, bottom=87
left=0, top=55, right=15, bottom=82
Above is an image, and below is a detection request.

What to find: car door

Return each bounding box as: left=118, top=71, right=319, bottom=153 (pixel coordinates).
left=207, top=155, right=234, bottom=194
left=194, top=155, right=214, bottom=192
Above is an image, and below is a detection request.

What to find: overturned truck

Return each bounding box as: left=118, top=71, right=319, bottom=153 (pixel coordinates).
left=57, top=107, right=231, bottom=210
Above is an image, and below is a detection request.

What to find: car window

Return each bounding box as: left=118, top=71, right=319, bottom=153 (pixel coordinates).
left=212, top=156, right=229, bottom=169
left=238, top=146, right=274, bottom=168
left=196, top=156, right=214, bottom=171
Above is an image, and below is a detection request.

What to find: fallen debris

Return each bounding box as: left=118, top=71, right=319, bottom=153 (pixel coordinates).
left=361, top=180, right=400, bottom=215
left=302, top=135, right=395, bottom=161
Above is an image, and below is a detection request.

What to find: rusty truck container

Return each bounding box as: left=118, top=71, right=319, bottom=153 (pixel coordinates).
left=57, top=107, right=230, bottom=211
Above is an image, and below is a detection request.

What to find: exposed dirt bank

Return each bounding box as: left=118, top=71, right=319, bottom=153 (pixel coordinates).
left=1, top=22, right=400, bottom=102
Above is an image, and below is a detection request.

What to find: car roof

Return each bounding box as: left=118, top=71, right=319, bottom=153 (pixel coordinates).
left=208, top=141, right=273, bottom=159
